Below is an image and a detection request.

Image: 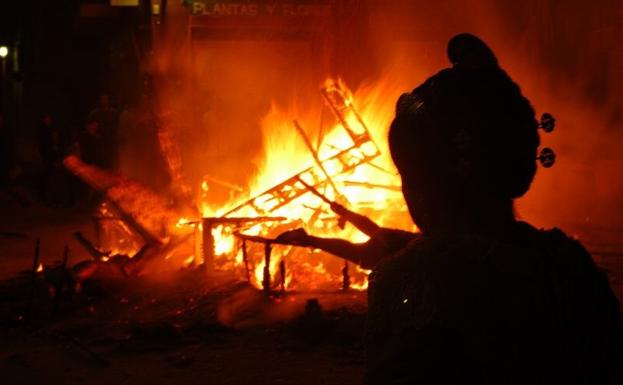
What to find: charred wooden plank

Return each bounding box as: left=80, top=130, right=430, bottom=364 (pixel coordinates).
left=233, top=232, right=291, bottom=246
left=262, top=243, right=272, bottom=293
left=73, top=231, right=110, bottom=261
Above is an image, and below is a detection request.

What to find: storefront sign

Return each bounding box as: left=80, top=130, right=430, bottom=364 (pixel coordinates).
left=110, top=0, right=139, bottom=6
left=185, top=1, right=330, bottom=17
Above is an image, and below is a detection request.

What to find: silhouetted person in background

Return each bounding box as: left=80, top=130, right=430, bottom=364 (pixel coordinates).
left=364, top=33, right=622, bottom=385
left=86, top=93, right=118, bottom=168
left=116, top=74, right=170, bottom=192
left=80, top=118, right=109, bottom=169
left=36, top=113, right=70, bottom=206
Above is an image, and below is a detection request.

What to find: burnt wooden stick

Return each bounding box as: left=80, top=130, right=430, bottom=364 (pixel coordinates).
left=73, top=231, right=109, bottom=261
left=124, top=234, right=190, bottom=276
left=296, top=176, right=333, bottom=205
left=279, top=260, right=286, bottom=292
left=297, top=177, right=380, bottom=235
left=321, top=87, right=354, bottom=138
left=293, top=119, right=342, bottom=197
left=321, top=82, right=378, bottom=149
left=203, top=174, right=244, bottom=192
left=262, top=243, right=272, bottom=293
left=233, top=232, right=291, bottom=246
left=323, top=142, right=396, bottom=176
left=198, top=216, right=287, bottom=226
left=120, top=243, right=151, bottom=277
left=132, top=243, right=151, bottom=261
left=53, top=245, right=70, bottom=317
left=342, top=259, right=350, bottom=291
left=241, top=239, right=251, bottom=283
left=105, top=198, right=161, bottom=246
left=341, top=180, right=402, bottom=191
left=193, top=224, right=201, bottom=268
left=202, top=218, right=215, bottom=273
left=365, top=161, right=397, bottom=176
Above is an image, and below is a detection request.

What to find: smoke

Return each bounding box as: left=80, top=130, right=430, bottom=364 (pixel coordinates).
left=361, top=0, right=623, bottom=241
left=131, top=0, right=621, bottom=244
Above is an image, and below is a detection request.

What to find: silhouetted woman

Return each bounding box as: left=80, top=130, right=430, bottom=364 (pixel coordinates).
left=365, top=34, right=622, bottom=384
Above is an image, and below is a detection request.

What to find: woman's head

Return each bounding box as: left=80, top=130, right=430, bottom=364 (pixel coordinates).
left=389, top=34, right=540, bottom=233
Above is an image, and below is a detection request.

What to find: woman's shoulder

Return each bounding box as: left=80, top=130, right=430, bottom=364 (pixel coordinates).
left=387, top=223, right=592, bottom=266
left=367, top=223, right=609, bottom=333
left=372, top=231, right=486, bottom=276
left=522, top=223, right=599, bottom=278
left=370, top=222, right=599, bottom=299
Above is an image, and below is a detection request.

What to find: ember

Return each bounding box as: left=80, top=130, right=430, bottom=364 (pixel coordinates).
left=200, top=79, right=413, bottom=291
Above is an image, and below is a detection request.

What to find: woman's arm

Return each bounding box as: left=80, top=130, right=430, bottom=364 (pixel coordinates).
left=276, top=228, right=415, bottom=269
left=275, top=228, right=366, bottom=265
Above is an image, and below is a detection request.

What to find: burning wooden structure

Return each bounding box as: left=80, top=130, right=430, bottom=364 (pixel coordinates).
left=63, top=78, right=412, bottom=293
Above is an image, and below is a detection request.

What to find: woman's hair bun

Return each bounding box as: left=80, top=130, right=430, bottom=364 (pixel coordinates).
left=390, top=33, right=540, bottom=201
left=447, top=33, right=498, bottom=70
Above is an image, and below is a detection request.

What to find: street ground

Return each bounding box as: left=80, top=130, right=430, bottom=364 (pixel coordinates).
left=1, top=204, right=622, bottom=385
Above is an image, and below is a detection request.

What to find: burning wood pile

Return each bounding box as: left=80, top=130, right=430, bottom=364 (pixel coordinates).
left=61, top=79, right=412, bottom=294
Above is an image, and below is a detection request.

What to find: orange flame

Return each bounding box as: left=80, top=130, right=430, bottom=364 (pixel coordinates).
left=194, top=77, right=413, bottom=291
left=94, top=76, right=411, bottom=291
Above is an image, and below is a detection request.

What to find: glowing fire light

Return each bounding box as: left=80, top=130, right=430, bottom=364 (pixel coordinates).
left=184, top=255, right=195, bottom=266
left=194, top=77, right=413, bottom=291
left=91, top=76, right=412, bottom=292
